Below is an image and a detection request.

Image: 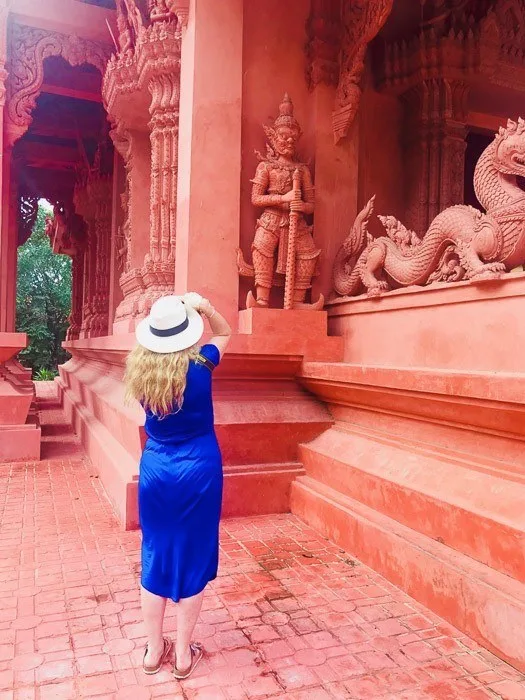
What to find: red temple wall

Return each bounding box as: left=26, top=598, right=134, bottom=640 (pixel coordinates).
left=358, top=71, right=405, bottom=235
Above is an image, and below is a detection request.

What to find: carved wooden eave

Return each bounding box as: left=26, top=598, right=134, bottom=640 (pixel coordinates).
left=305, top=0, right=394, bottom=143
left=102, top=19, right=181, bottom=129
left=377, top=7, right=525, bottom=97
left=103, top=3, right=182, bottom=321
left=333, top=0, right=394, bottom=142
left=5, top=23, right=110, bottom=146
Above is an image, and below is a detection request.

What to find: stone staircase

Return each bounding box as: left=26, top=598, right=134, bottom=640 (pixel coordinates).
left=290, top=361, right=525, bottom=673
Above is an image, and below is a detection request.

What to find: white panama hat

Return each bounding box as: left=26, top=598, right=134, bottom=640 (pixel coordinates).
left=135, top=295, right=204, bottom=354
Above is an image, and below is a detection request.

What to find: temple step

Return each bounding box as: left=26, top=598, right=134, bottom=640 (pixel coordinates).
left=222, top=462, right=305, bottom=517
left=290, top=475, right=525, bottom=673
left=57, top=349, right=327, bottom=529
left=297, top=426, right=525, bottom=582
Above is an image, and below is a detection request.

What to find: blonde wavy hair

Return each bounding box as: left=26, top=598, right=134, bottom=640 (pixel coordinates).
left=124, top=344, right=200, bottom=416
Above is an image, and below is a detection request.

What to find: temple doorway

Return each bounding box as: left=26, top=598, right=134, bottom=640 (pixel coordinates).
left=464, top=130, right=492, bottom=210
left=11, top=55, right=114, bottom=376
left=16, top=198, right=72, bottom=379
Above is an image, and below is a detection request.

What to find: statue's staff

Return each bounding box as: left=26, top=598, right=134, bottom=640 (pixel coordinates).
left=284, top=168, right=301, bottom=309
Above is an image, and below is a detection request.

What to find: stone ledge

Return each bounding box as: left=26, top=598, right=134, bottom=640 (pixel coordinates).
left=299, top=426, right=525, bottom=581
left=326, top=273, right=525, bottom=372
left=291, top=476, right=525, bottom=673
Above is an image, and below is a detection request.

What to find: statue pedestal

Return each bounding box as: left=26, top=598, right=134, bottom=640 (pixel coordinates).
left=58, top=308, right=342, bottom=529
left=236, top=307, right=342, bottom=361
left=0, top=333, right=41, bottom=462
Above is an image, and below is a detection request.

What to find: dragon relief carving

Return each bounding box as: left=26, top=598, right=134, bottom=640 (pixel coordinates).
left=333, top=117, right=525, bottom=298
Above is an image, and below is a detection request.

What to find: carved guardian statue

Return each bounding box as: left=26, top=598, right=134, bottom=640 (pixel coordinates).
left=238, top=94, right=323, bottom=310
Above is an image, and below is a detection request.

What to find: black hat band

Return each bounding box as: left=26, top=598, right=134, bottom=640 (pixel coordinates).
left=149, top=316, right=189, bottom=337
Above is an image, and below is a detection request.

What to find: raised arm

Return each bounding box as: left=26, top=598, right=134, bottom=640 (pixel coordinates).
left=198, top=298, right=232, bottom=358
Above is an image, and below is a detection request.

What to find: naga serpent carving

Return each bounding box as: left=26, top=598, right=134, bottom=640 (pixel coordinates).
left=333, top=118, right=525, bottom=298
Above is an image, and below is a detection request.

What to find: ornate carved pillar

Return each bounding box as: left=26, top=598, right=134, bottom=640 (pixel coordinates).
left=402, top=79, right=469, bottom=233
left=0, top=0, right=13, bottom=332
left=44, top=203, right=86, bottom=342
left=1, top=21, right=109, bottom=333
left=104, top=4, right=182, bottom=330
left=75, top=182, right=97, bottom=339
left=87, top=174, right=112, bottom=337
left=108, top=124, right=150, bottom=329
left=2, top=151, right=19, bottom=333
left=374, top=1, right=525, bottom=232
left=147, top=73, right=178, bottom=264
left=378, top=14, right=474, bottom=233
left=108, top=150, right=125, bottom=329
left=67, top=251, right=84, bottom=342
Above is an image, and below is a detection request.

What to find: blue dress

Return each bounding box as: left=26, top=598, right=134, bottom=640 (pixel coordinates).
left=139, top=344, right=222, bottom=602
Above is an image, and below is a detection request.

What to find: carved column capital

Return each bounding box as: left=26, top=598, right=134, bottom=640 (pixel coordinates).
left=147, top=72, right=179, bottom=126
left=166, top=0, right=189, bottom=29
left=305, top=0, right=341, bottom=90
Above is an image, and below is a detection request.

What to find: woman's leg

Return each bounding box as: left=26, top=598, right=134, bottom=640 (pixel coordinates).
left=175, top=589, right=205, bottom=670
left=141, top=585, right=168, bottom=664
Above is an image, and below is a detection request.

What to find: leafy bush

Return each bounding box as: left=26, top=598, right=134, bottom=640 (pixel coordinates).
left=16, top=205, right=72, bottom=374
left=34, top=368, right=58, bottom=381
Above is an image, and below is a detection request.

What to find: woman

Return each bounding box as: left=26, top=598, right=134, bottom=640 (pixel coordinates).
left=125, top=292, right=231, bottom=679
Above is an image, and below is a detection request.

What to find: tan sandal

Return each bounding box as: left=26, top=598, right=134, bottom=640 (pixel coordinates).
left=143, top=637, right=173, bottom=675
left=173, top=642, right=203, bottom=680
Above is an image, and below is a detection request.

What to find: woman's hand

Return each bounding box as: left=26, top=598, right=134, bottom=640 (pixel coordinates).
left=183, top=292, right=215, bottom=318
left=197, top=298, right=215, bottom=318
left=182, top=292, right=202, bottom=308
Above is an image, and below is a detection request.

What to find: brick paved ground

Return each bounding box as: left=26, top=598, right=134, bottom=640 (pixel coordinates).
left=0, top=386, right=524, bottom=699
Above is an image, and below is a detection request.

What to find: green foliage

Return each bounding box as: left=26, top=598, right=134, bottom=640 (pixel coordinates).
left=16, top=205, right=72, bottom=375
left=34, top=368, right=58, bottom=382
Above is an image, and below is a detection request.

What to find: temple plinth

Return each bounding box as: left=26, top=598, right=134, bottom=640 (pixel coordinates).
left=0, top=332, right=40, bottom=461
left=0, top=0, right=525, bottom=676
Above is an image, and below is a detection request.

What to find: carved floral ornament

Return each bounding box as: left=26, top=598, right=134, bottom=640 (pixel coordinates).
left=306, top=0, right=525, bottom=140
left=5, top=23, right=110, bottom=143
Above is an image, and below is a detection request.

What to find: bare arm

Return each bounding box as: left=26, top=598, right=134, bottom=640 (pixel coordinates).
left=198, top=299, right=232, bottom=358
